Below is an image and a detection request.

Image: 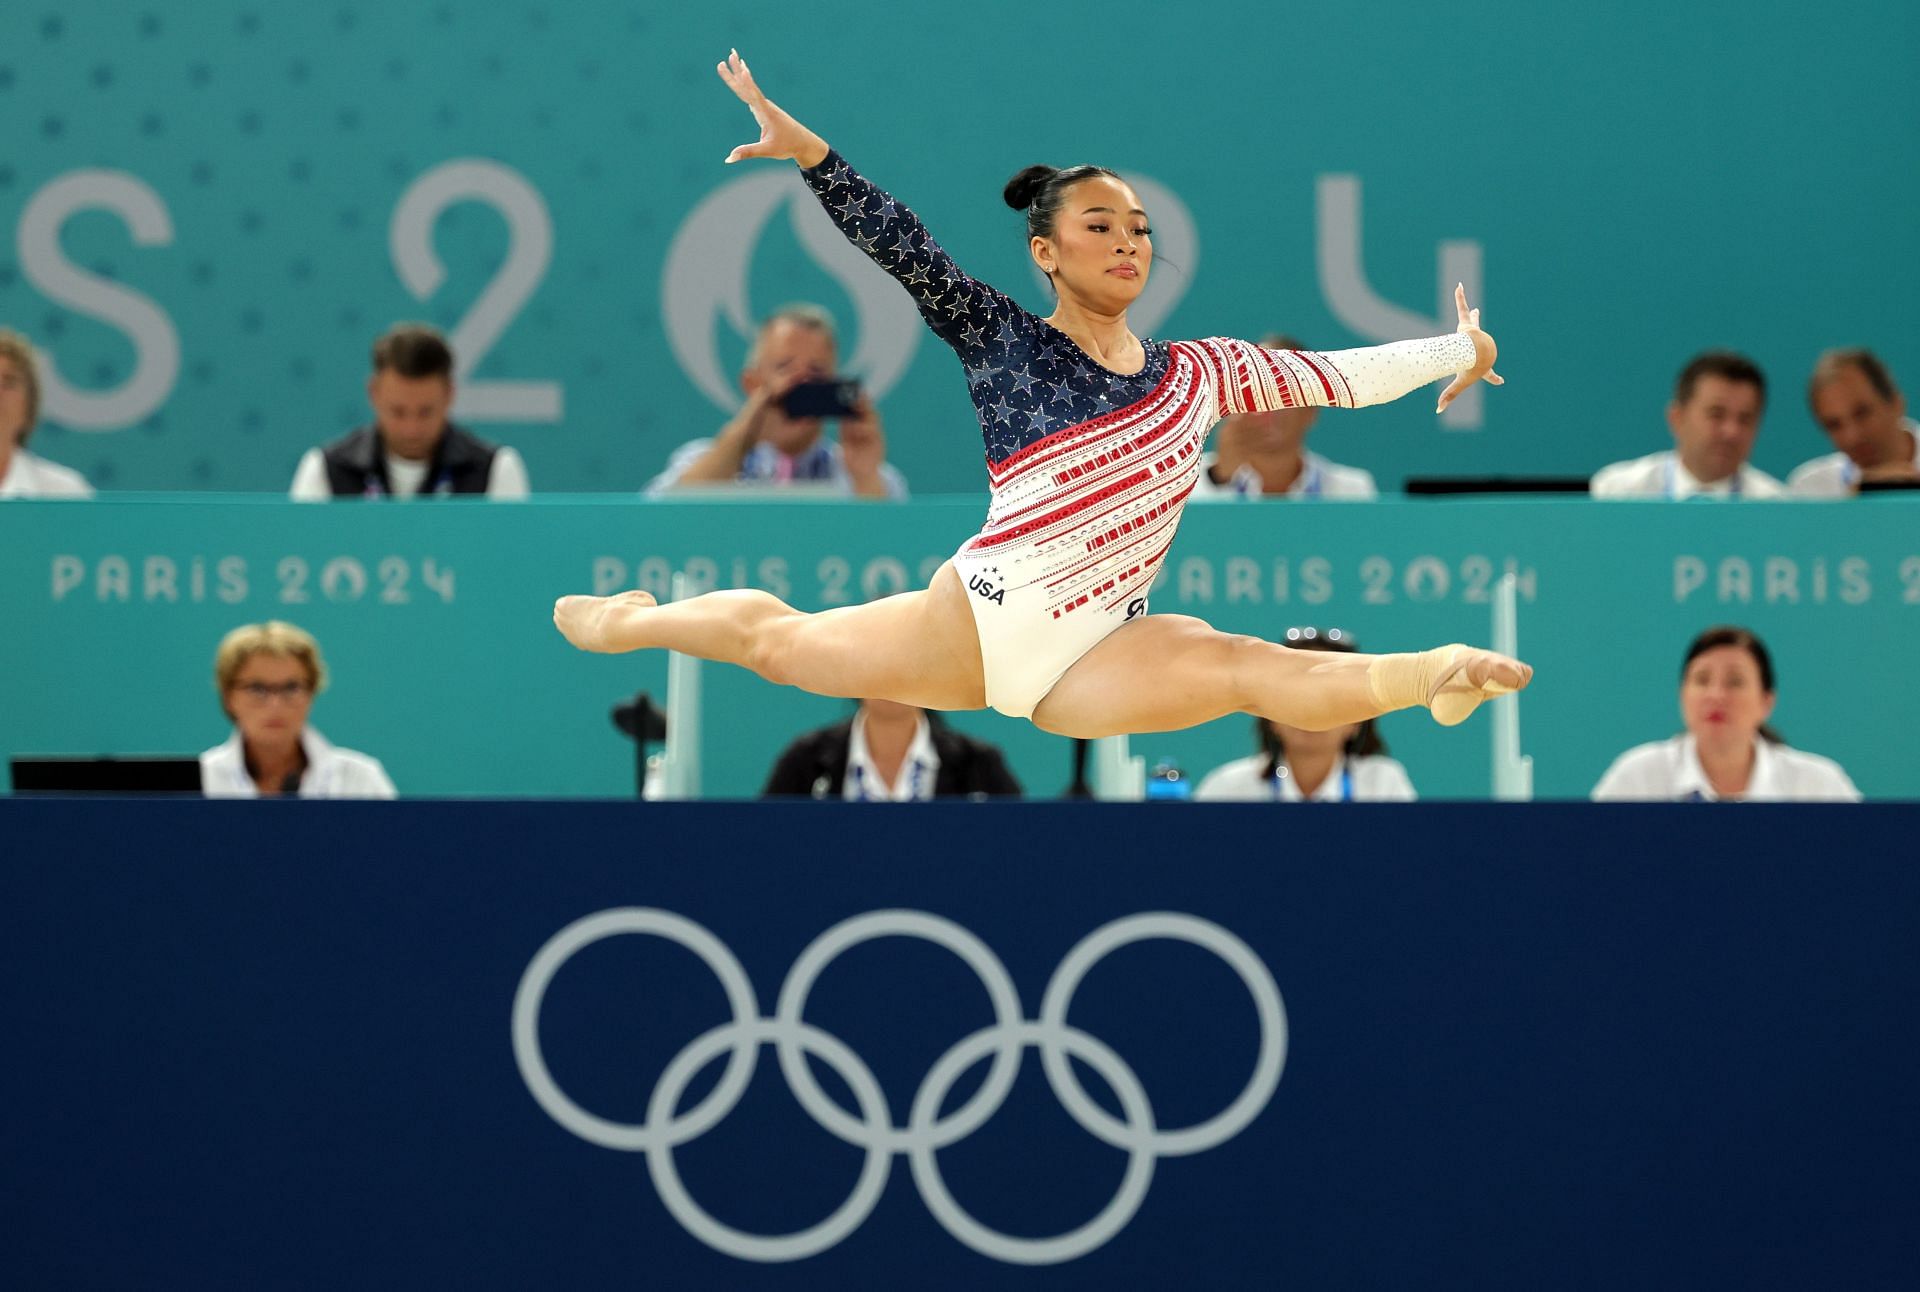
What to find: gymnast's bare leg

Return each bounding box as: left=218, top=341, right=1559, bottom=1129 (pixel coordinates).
left=1028, top=613, right=1530, bottom=740
left=555, top=562, right=989, bottom=711
left=553, top=569, right=1525, bottom=732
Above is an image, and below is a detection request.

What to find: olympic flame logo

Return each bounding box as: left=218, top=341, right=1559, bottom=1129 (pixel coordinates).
left=512, top=908, right=1287, bottom=1265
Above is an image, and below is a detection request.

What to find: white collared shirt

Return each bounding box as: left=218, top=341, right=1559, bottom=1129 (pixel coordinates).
left=843, top=711, right=941, bottom=801
left=1787, top=418, right=1920, bottom=497
left=1589, top=450, right=1787, bottom=500
left=0, top=448, right=94, bottom=499
left=1190, top=449, right=1378, bottom=501
left=1591, top=734, right=1860, bottom=802
left=199, top=726, right=398, bottom=799
left=1194, top=753, right=1416, bottom=802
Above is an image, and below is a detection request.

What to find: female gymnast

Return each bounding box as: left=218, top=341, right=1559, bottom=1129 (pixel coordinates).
left=553, top=50, right=1532, bottom=739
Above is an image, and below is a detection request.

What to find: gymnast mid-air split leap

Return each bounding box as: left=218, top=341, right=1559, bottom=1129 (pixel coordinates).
left=554, top=50, right=1531, bottom=740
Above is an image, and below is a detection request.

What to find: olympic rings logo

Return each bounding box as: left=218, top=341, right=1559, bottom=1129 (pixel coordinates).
left=511, top=908, right=1287, bottom=1266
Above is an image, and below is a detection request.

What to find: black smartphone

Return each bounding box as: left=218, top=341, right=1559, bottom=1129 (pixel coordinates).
left=782, top=378, right=863, bottom=419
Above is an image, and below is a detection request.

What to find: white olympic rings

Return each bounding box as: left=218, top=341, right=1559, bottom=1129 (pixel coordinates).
left=510, top=907, right=1287, bottom=1266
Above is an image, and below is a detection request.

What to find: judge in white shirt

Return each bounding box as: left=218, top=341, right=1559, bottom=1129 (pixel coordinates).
left=290, top=323, right=528, bottom=501
left=1191, top=333, right=1379, bottom=501
left=0, top=329, right=93, bottom=499
left=1590, top=351, right=1787, bottom=499
left=1592, top=625, right=1859, bottom=802
left=1787, top=349, right=1920, bottom=497
left=760, top=698, right=1022, bottom=800
left=199, top=621, right=396, bottom=799
left=1195, top=628, right=1416, bottom=802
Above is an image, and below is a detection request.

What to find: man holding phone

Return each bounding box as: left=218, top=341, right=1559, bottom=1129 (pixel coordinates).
left=646, top=304, right=908, bottom=498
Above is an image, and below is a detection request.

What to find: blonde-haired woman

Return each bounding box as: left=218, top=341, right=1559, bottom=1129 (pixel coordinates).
left=199, top=621, right=395, bottom=798
left=0, top=329, right=92, bottom=499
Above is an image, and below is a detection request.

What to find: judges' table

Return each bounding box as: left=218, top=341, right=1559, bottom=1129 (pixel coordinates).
left=3, top=494, right=1918, bottom=799
left=4, top=799, right=1917, bottom=1288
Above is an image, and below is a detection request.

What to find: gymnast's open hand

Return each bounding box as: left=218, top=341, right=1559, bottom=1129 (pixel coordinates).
left=1436, top=283, right=1504, bottom=414
left=717, top=49, right=829, bottom=170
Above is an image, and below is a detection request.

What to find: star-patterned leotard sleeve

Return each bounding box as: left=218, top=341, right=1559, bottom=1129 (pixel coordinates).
left=801, top=151, right=1477, bottom=468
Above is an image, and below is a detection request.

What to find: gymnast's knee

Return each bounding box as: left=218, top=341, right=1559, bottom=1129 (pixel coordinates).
left=743, top=604, right=808, bottom=686
left=1220, top=632, right=1277, bottom=710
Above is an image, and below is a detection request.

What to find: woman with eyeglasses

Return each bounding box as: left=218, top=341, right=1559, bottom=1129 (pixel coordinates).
left=1195, top=630, right=1415, bottom=802
left=554, top=52, right=1530, bottom=747
left=1591, top=626, right=1859, bottom=802
left=199, top=621, right=396, bottom=798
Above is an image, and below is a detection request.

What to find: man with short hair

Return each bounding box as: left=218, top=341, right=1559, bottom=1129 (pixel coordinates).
left=1191, top=333, right=1378, bottom=500
left=645, top=304, right=906, bottom=498
left=290, top=323, right=529, bottom=500
left=1787, top=349, right=1920, bottom=496
left=1590, top=351, right=1786, bottom=499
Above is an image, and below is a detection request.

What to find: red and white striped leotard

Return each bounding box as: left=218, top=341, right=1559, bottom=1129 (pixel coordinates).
left=803, top=151, right=1477, bottom=718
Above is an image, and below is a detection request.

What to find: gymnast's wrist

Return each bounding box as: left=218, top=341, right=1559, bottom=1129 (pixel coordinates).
left=796, top=139, right=831, bottom=170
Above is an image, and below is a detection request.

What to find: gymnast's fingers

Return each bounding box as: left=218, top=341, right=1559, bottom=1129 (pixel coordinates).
left=1436, top=373, right=1468, bottom=413
left=1454, top=282, right=1470, bottom=326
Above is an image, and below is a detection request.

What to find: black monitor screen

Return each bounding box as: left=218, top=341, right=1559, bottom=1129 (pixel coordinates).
left=11, top=756, right=204, bottom=794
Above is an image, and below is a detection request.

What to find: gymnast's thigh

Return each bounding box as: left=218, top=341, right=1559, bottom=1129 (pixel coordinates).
left=773, top=561, right=988, bottom=710
left=1029, top=613, right=1256, bottom=739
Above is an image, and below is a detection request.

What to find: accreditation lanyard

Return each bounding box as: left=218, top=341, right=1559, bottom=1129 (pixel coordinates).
left=1231, top=459, right=1321, bottom=498
left=1272, top=760, right=1354, bottom=802
left=1665, top=457, right=1739, bottom=500
left=848, top=757, right=931, bottom=802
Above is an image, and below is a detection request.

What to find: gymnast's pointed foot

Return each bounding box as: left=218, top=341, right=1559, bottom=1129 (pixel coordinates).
left=1366, top=643, right=1533, bottom=726
left=1423, top=644, right=1532, bottom=726
left=554, top=590, right=656, bottom=653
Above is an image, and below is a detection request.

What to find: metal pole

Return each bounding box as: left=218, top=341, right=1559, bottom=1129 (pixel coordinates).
left=1490, top=571, right=1533, bottom=801
left=661, top=573, right=702, bottom=800
left=1089, top=734, right=1146, bottom=802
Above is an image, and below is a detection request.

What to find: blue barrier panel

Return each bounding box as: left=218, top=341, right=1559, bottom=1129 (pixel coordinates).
left=4, top=800, right=1918, bottom=1289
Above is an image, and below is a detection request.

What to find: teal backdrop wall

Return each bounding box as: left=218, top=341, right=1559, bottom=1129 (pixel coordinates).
left=2, top=1, right=1916, bottom=494
left=4, top=497, right=1916, bottom=799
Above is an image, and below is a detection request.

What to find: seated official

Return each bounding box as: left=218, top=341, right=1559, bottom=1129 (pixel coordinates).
left=1590, top=351, right=1787, bottom=499
left=1592, top=625, right=1859, bottom=802
left=762, top=699, right=1019, bottom=800
left=1194, top=628, right=1416, bottom=801
left=646, top=304, right=907, bottom=499
left=1788, top=349, right=1920, bottom=496
left=291, top=323, right=529, bottom=500
left=200, top=621, right=396, bottom=798
left=0, top=328, right=93, bottom=499
left=1190, top=333, right=1378, bottom=500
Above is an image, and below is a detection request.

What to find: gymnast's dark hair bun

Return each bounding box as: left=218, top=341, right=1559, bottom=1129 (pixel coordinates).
left=1003, top=165, right=1057, bottom=212
left=1005, top=161, right=1122, bottom=247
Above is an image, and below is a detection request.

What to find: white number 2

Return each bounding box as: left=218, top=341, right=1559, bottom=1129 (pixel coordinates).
left=389, top=159, right=562, bottom=422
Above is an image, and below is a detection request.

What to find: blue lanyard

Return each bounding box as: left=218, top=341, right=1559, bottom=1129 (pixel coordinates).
left=849, top=757, right=930, bottom=801
left=1272, top=761, right=1353, bottom=802
left=1665, top=457, right=1739, bottom=499
left=1230, top=459, right=1320, bottom=498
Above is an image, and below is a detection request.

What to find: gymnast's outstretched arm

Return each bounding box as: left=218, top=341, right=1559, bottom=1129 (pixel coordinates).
left=1191, top=285, right=1504, bottom=420
left=718, top=50, right=1009, bottom=358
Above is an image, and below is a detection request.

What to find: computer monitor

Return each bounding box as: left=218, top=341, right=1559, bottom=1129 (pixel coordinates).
left=1402, top=476, right=1592, bottom=495
left=10, top=756, right=204, bottom=794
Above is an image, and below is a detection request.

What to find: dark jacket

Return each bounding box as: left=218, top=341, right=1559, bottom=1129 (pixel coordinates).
left=762, top=716, right=1022, bottom=799
left=319, top=423, right=499, bottom=498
